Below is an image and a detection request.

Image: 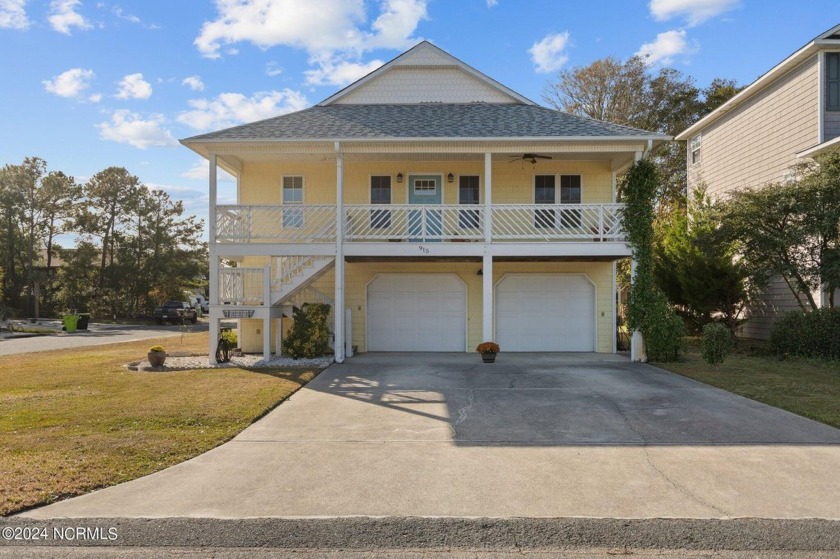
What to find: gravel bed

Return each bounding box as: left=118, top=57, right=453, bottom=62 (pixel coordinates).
left=129, top=354, right=333, bottom=371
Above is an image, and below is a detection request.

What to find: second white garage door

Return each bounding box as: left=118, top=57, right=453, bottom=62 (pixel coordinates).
left=367, top=274, right=466, bottom=352
left=495, top=274, right=596, bottom=352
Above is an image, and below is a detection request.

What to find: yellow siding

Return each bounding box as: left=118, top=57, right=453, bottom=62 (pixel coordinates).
left=239, top=160, right=615, bottom=205
left=310, top=261, right=614, bottom=354
left=687, top=56, right=820, bottom=199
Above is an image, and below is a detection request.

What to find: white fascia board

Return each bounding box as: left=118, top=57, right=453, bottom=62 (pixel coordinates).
left=796, top=135, right=840, bottom=158
left=183, top=135, right=669, bottom=145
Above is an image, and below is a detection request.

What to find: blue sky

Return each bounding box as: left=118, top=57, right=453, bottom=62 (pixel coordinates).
left=1, top=0, right=838, bottom=242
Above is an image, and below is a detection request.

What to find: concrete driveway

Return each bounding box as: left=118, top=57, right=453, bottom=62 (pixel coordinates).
left=22, top=352, right=840, bottom=519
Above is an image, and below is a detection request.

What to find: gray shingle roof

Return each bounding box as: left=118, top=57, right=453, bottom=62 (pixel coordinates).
left=182, top=104, right=664, bottom=142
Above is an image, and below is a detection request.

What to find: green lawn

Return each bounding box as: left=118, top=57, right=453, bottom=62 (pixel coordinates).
left=0, top=332, right=321, bottom=516
left=657, top=339, right=840, bottom=429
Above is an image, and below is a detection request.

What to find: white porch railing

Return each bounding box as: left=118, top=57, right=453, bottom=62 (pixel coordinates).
left=492, top=203, right=625, bottom=241
left=345, top=204, right=485, bottom=242
left=216, top=205, right=337, bottom=242
left=219, top=267, right=264, bottom=304
left=215, top=204, right=625, bottom=243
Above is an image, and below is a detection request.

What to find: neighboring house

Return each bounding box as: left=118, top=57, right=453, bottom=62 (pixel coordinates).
left=676, top=24, right=840, bottom=339
left=181, top=41, right=668, bottom=363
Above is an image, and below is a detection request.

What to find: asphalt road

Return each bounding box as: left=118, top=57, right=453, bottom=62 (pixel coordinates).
left=0, top=518, right=838, bottom=558
left=0, top=322, right=209, bottom=356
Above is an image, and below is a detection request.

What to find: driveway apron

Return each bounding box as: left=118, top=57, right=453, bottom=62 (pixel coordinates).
left=21, top=353, right=840, bottom=519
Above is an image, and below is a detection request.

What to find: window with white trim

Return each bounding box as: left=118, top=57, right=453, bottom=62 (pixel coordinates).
left=827, top=53, right=840, bottom=111
left=282, top=176, right=303, bottom=228
left=370, top=175, right=391, bottom=229
left=413, top=178, right=436, bottom=195
left=458, top=175, right=480, bottom=229
left=690, top=134, right=702, bottom=165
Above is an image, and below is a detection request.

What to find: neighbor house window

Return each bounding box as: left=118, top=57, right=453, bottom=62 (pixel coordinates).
left=534, top=175, right=556, bottom=229
left=827, top=53, right=840, bottom=111
left=458, top=175, right=480, bottom=229
left=560, top=175, right=582, bottom=227
left=370, top=175, right=391, bottom=229
left=690, top=134, right=702, bottom=164
left=282, top=176, right=303, bottom=228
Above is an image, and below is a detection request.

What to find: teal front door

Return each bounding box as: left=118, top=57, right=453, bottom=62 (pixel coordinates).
left=408, top=175, right=442, bottom=242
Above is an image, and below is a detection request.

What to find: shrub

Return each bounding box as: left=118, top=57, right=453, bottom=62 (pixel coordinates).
left=220, top=329, right=237, bottom=347
left=643, top=301, right=686, bottom=362
left=149, top=345, right=166, bottom=353
left=476, top=342, right=500, bottom=354
left=701, top=323, right=733, bottom=366
left=283, top=303, right=331, bottom=359
left=770, top=308, right=840, bottom=360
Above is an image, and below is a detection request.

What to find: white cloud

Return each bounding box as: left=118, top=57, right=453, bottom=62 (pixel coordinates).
left=43, top=68, right=95, bottom=99
left=112, top=5, right=158, bottom=29
left=265, top=61, right=283, bottom=76
left=0, top=0, right=29, bottom=29
left=194, top=0, right=426, bottom=87
left=97, top=110, right=175, bottom=149
left=115, top=72, right=153, bottom=99
left=305, top=59, right=383, bottom=86
left=182, top=75, right=205, bottom=91
left=48, top=0, right=92, bottom=34
left=177, top=89, right=309, bottom=131
left=649, top=0, right=739, bottom=26
left=182, top=159, right=236, bottom=182
left=528, top=32, right=570, bottom=74
left=636, top=29, right=696, bottom=66
left=486, top=0, right=497, bottom=6
left=88, top=93, right=102, bottom=102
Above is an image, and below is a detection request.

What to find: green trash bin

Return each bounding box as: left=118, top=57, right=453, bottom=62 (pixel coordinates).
left=62, top=314, right=79, bottom=333
left=77, top=313, right=90, bottom=330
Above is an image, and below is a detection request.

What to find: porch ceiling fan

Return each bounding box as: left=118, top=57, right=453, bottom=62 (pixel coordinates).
left=509, top=153, right=552, bottom=164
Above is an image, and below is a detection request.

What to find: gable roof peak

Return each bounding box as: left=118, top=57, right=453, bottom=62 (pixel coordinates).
left=318, top=40, right=535, bottom=106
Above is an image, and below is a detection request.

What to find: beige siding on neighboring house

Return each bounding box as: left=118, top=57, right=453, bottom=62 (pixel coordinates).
left=687, top=56, right=820, bottom=199
left=739, top=277, right=805, bottom=339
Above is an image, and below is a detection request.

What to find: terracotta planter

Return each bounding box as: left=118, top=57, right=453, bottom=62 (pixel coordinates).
left=481, top=352, right=497, bottom=363
left=147, top=352, right=167, bottom=367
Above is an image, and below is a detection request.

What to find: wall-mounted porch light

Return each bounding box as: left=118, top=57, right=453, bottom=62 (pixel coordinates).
left=396, top=172, right=404, bottom=183
left=447, top=172, right=454, bottom=183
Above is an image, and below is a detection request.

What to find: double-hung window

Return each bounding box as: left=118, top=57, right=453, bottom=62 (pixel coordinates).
left=828, top=52, right=840, bottom=112
left=370, top=176, right=391, bottom=229
left=534, top=175, right=556, bottom=228
left=458, top=175, right=480, bottom=229
left=559, top=175, right=582, bottom=227
left=282, top=176, right=303, bottom=228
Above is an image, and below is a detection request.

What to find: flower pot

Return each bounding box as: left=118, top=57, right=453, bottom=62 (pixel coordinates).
left=147, top=352, right=167, bottom=367
left=481, top=352, right=496, bottom=363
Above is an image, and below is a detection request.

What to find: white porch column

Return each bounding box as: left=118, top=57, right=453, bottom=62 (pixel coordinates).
left=484, top=152, right=492, bottom=243
left=209, top=313, right=220, bottom=365
left=612, top=260, right=618, bottom=354
left=630, top=258, right=646, bottom=362
left=262, top=317, right=271, bottom=362
left=208, top=154, right=219, bottom=364
left=334, top=142, right=346, bottom=363
left=482, top=254, right=493, bottom=343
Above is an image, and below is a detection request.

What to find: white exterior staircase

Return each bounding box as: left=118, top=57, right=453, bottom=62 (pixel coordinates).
left=269, top=256, right=335, bottom=306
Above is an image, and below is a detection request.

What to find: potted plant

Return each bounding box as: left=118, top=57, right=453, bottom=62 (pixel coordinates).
left=476, top=341, right=500, bottom=363
left=148, top=345, right=167, bottom=367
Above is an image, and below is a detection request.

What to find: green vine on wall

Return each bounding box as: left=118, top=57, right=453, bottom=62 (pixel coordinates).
left=622, top=159, right=684, bottom=362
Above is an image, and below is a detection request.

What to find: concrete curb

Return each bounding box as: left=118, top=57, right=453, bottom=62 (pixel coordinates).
left=1, top=518, right=838, bottom=551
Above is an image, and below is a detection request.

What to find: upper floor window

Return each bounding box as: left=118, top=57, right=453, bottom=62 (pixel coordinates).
left=827, top=52, right=840, bottom=111
left=690, top=134, right=702, bottom=164
left=458, top=175, right=480, bottom=229
left=370, top=176, right=391, bottom=229
left=282, top=176, right=303, bottom=228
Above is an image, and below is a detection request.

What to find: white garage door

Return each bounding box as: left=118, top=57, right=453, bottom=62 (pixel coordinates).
left=496, top=274, right=595, bottom=352
left=367, top=274, right=466, bottom=352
